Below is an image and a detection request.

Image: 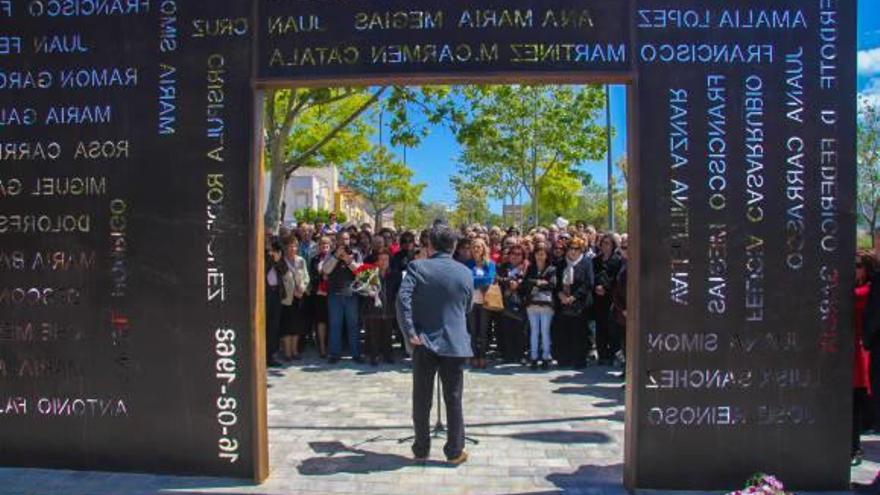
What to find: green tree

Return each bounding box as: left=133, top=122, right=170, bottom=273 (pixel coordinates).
left=450, top=175, right=490, bottom=227
left=263, top=87, right=456, bottom=232
left=615, top=154, right=629, bottom=187
left=292, top=208, right=347, bottom=225
left=454, top=85, right=608, bottom=226
left=264, top=88, right=379, bottom=230
left=341, top=146, right=425, bottom=229
left=423, top=202, right=452, bottom=227
left=392, top=179, right=428, bottom=230
left=536, top=166, right=583, bottom=220
left=394, top=200, right=429, bottom=231
left=858, top=97, right=880, bottom=247
left=571, top=180, right=628, bottom=232
left=456, top=143, right=522, bottom=208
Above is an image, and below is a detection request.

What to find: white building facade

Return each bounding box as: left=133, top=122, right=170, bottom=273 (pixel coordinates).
left=281, top=165, right=339, bottom=223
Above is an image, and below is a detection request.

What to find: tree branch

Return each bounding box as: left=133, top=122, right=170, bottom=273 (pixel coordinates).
left=264, top=89, right=279, bottom=151
left=280, top=93, right=307, bottom=138
left=285, top=86, right=388, bottom=176
left=537, top=152, right=565, bottom=184
left=302, top=89, right=358, bottom=111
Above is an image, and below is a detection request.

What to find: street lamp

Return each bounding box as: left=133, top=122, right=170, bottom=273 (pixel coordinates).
left=605, top=85, right=615, bottom=232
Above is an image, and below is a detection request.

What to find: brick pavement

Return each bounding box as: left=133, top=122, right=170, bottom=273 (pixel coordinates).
left=0, top=353, right=873, bottom=495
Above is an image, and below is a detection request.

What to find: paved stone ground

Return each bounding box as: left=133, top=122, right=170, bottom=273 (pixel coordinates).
left=0, top=351, right=874, bottom=495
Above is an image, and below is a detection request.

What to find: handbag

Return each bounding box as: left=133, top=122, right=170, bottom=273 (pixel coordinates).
left=483, top=283, right=505, bottom=312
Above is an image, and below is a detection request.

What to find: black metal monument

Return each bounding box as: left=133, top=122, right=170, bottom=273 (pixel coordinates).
left=0, top=0, right=856, bottom=490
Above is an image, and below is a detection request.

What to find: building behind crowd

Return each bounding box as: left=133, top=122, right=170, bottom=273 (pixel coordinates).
left=335, top=185, right=395, bottom=229
left=275, top=165, right=394, bottom=229
left=282, top=165, right=340, bottom=223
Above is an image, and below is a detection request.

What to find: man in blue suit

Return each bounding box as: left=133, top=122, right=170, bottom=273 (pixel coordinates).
left=397, top=225, right=474, bottom=464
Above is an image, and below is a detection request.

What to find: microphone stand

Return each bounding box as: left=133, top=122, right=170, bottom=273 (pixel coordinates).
left=398, top=374, right=479, bottom=445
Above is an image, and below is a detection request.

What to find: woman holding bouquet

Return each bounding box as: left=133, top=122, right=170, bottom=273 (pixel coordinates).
left=358, top=249, right=397, bottom=365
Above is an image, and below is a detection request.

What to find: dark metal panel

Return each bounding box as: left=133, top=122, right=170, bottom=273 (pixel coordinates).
left=0, top=1, right=259, bottom=479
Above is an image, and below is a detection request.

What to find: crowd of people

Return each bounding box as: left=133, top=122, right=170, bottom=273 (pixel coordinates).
left=264, top=213, right=628, bottom=371
left=265, top=214, right=880, bottom=474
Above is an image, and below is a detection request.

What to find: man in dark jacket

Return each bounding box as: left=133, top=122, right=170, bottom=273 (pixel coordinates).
left=391, top=231, right=416, bottom=275
left=396, top=225, right=474, bottom=465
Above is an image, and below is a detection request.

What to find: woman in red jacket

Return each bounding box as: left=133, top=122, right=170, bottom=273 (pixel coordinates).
left=853, top=250, right=877, bottom=465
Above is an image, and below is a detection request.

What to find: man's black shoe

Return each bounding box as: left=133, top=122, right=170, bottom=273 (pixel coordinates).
left=267, top=360, right=284, bottom=368
left=328, top=356, right=340, bottom=364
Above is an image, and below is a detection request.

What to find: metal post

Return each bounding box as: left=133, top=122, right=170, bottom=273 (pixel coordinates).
left=605, top=85, right=615, bottom=232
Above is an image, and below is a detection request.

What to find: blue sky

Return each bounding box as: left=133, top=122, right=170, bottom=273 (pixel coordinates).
left=374, top=86, right=627, bottom=214
left=858, top=0, right=880, bottom=101
left=370, top=1, right=875, bottom=215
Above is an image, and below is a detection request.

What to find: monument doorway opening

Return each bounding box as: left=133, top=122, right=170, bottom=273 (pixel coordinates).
left=255, top=82, right=634, bottom=489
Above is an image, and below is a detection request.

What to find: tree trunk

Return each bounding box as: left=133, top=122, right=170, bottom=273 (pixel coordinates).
left=264, top=165, right=288, bottom=233
left=871, top=211, right=878, bottom=248
left=531, top=155, right=539, bottom=228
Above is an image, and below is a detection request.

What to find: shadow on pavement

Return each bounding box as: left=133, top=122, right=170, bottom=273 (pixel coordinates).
left=508, top=430, right=612, bottom=445
left=546, top=463, right=624, bottom=492
left=0, top=468, right=257, bottom=495
left=553, top=382, right=624, bottom=404
left=498, top=463, right=627, bottom=495
left=296, top=441, right=446, bottom=476
left=271, top=414, right=621, bottom=432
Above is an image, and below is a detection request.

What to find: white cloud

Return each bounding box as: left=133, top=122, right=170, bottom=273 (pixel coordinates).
left=858, top=47, right=880, bottom=75
left=859, top=78, right=880, bottom=109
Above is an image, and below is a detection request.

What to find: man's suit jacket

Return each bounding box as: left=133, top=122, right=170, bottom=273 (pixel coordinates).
left=396, top=252, right=474, bottom=358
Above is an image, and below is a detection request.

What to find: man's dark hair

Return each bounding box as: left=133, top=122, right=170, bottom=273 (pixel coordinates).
left=429, top=225, right=458, bottom=254
left=400, top=231, right=415, bottom=244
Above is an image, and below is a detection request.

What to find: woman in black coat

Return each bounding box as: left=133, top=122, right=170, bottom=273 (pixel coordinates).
left=554, top=238, right=595, bottom=368
left=496, top=245, right=529, bottom=363
left=265, top=239, right=287, bottom=367
left=306, top=236, right=332, bottom=358
left=592, top=233, right=622, bottom=365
